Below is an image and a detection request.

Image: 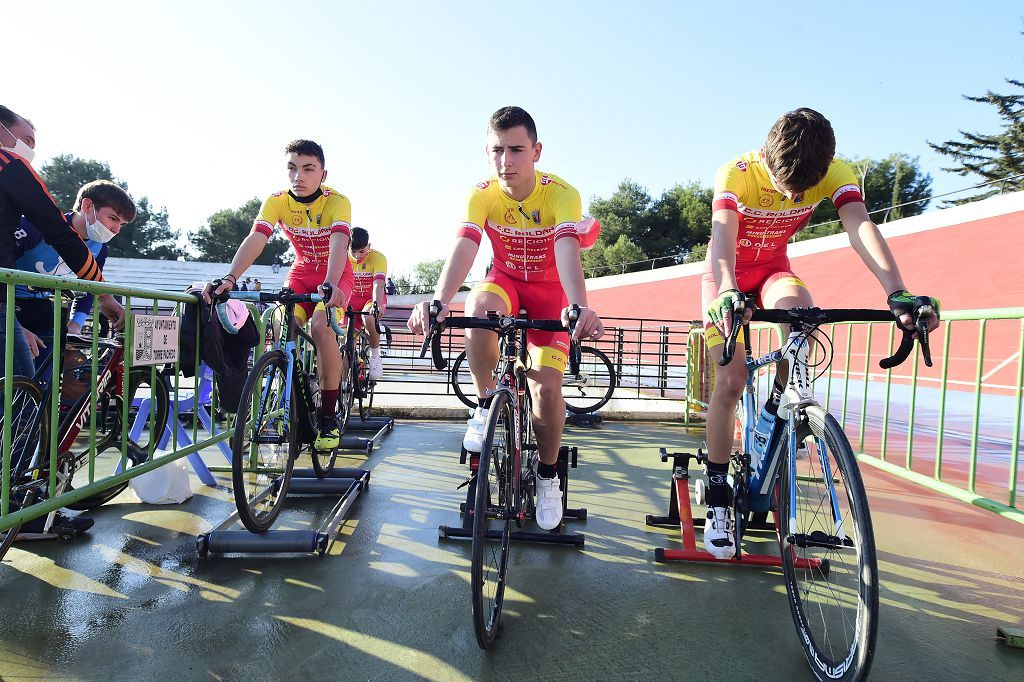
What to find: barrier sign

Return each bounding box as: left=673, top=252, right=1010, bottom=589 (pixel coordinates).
left=132, top=314, right=180, bottom=366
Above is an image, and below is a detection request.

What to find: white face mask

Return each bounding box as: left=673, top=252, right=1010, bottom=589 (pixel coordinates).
left=85, top=207, right=116, bottom=243
left=0, top=122, right=35, bottom=164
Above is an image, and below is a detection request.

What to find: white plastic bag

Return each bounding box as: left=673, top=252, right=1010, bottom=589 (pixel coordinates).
left=129, top=457, right=193, bottom=504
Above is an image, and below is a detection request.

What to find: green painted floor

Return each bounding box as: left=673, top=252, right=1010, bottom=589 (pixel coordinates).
left=1, top=421, right=1022, bottom=681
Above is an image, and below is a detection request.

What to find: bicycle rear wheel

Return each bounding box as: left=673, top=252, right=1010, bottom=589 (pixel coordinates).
left=0, top=377, right=49, bottom=560
left=232, top=350, right=295, bottom=533
left=471, top=389, right=515, bottom=649
left=778, top=406, right=878, bottom=681
left=563, top=346, right=616, bottom=414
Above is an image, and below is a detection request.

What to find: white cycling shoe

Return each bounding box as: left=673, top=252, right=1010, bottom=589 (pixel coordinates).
left=368, top=352, right=384, bottom=380
left=463, top=406, right=488, bottom=452
left=704, top=506, right=737, bottom=559
left=535, top=475, right=564, bottom=530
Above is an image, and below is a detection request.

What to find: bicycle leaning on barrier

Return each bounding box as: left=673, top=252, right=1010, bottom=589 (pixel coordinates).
left=1, top=293, right=170, bottom=558
left=709, top=296, right=937, bottom=681
left=421, top=301, right=582, bottom=649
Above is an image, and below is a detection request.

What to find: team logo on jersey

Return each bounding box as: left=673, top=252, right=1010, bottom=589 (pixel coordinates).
left=540, top=175, right=551, bottom=185
left=291, top=214, right=303, bottom=226
left=504, top=208, right=517, bottom=224
left=759, top=195, right=773, bottom=207
left=477, top=180, right=491, bottom=190
left=531, top=210, right=541, bottom=224
left=736, top=161, right=748, bottom=172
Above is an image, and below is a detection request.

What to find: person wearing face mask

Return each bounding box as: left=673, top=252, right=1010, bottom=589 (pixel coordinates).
left=1, top=105, right=105, bottom=378
left=14, top=180, right=135, bottom=366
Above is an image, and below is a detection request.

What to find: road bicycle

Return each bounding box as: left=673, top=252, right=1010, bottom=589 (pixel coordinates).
left=421, top=302, right=581, bottom=649
left=713, top=300, right=934, bottom=681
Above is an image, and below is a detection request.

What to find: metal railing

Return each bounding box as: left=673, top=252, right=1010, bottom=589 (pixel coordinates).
left=686, top=308, right=1024, bottom=523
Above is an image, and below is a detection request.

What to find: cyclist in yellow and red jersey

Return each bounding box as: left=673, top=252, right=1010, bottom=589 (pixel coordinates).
left=700, top=108, right=941, bottom=559
left=205, top=139, right=354, bottom=451
left=348, top=227, right=387, bottom=380
left=408, top=106, right=604, bottom=531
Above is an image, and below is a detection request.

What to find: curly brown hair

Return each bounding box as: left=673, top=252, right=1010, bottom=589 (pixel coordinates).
left=763, top=108, right=836, bottom=193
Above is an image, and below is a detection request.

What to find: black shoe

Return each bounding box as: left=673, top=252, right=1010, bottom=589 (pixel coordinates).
left=17, top=511, right=95, bottom=542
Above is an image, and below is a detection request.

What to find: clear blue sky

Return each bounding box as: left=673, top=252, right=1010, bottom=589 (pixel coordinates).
left=7, top=1, right=1022, bottom=277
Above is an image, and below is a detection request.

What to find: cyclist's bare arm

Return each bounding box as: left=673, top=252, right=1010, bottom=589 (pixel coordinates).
left=321, top=231, right=351, bottom=308
left=372, top=276, right=386, bottom=308
left=709, top=209, right=741, bottom=293
left=553, top=237, right=603, bottom=340
left=838, top=202, right=907, bottom=296
left=203, top=232, right=268, bottom=303
left=408, top=237, right=479, bottom=335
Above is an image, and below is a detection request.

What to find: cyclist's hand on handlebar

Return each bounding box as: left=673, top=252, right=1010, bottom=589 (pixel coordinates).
left=318, top=281, right=344, bottom=309
left=563, top=305, right=604, bottom=341
left=707, top=289, right=750, bottom=337
left=887, top=290, right=941, bottom=335
left=408, top=300, right=448, bottom=336
left=202, top=277, right=234, bottom=305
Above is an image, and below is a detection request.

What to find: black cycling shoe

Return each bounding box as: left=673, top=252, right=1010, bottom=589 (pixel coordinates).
left=17, top=511, right=95, bottom=542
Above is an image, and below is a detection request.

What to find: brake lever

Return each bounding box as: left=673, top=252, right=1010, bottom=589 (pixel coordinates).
left=418, top=300, right=448, bottom=370
left=718, top=302, right=746, bottom=367
left=567, top=304, right=581, bottom=376
left=916, top=306, right=933, bottom=368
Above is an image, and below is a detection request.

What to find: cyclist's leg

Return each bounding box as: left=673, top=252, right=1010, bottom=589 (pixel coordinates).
left=464, top=273, right=516, bottom=400
left=360, top=300, right=381, bottom=350
left=759, top=265, right=813, bottom=385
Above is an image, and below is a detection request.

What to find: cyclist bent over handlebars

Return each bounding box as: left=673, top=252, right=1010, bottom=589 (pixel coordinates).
left=702, top=108, right=940, bottom=559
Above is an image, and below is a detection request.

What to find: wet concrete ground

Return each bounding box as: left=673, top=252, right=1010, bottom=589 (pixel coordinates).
left=1, top=421, right=1022, bottom=681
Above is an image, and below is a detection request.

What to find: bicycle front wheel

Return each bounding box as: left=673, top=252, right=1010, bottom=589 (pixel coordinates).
left=778, top=405, right=878, bottom=681
left=232, top=350, right=295, bottom=533
left=471, top=389, right=515, bottom=649
left=450, top=350, right=476, bottom=410
left=0, top=376, right=49, bottom=560
left=563, top=346, right=616, bottom=414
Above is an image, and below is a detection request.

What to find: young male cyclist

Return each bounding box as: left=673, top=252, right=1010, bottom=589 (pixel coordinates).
left=348, top=227, right=387, bottom=380
left=702, top=107, right=940, bottom=559
left=15, top=179, right=135, bottom=366
left=408, top=106, right=604, bottom=531
left=204, top=139, right=354, bottom=451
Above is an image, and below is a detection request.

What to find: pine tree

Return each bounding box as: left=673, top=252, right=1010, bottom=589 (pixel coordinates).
left=928, top=78, right=1024, bottom=203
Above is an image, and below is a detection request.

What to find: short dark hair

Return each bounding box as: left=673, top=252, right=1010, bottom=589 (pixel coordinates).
left=0, top=104, right=32, bottom=131
left=763, top=108, right=836, bottom=193
left=74, top=180, right=138, bottom=223
left=350, top=227, right=369, bottom=250
left=488, top=106, right=538, bottom=144
left=285, top=139, right=325, bottom=167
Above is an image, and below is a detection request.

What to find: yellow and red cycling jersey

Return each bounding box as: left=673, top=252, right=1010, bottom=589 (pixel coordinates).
left=252, top=186, right=353, bottom=270
left=457, top=170, right=582, bottom=283
left=349, top=248, right=387, bottom=303
left=711, top=151, right=863, bottom=266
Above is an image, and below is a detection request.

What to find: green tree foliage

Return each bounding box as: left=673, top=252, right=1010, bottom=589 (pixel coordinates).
left=796, top=154, right=932, bottom=240
left=582, top=234, right=648, bottom=276
left=413, top=258, right=446, bottom=289
left=587, top=179, right=712, bottom=274
left=39, top=154, right=184, bottom=259
left=928, top=78, right=1024, bottom=203
left=192, top=198, right=290, bottom=264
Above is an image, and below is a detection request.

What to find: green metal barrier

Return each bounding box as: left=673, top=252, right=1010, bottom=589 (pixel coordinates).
left=1, top=267, right=228, bottom=533
left=685, top=307, right=1024, bottom=524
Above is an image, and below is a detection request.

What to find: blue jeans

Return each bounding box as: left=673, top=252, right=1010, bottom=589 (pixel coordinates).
left=0, top=302, right=35, bottom=379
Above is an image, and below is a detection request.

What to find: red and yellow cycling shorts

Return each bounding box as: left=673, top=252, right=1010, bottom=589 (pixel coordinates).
left=701, top=259, right=808, bottom=349
left=472, top=270, right=570, bottom=373
left=286, top=264, right=355, bottom=326
left=348, top=294, right=387, bottom=331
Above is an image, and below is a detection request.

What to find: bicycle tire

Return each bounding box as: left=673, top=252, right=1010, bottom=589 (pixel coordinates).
left=451, top=346, right=618, bottom=414
left=778, top=405, right=878, bottom=681
left=66, top=368, right=172, bottom=510
left=563, top=346, right=617, bottom=414
left=358, top=370, right=375, bottom=421
left=232, top=350, right=295, bottom=533
left=471, top=389, right=514, bottom=649
left=0, top=377, right=49, bottom=560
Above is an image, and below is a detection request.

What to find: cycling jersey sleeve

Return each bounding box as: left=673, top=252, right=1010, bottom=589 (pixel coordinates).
left=712, top=160, right=746, bottom=213
left=456, top=183, right=490, bottom=245
left=372, top=252, right=387, bottom=281
left=551, top=184, right=582, bottom=244
left=823, top=160, right=864, bottom=210
left=72, top=243, right=108, bottom=326
left=252, top=195, right=281, bottom=238
left=327, top=194, right=352, bottom=237
left=0, top=152, right=103, bottom=282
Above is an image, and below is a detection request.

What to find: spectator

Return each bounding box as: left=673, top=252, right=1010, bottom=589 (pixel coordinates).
left=385, top=276, right=397, bottom=296
left=253, top=278, right=262, bottom=292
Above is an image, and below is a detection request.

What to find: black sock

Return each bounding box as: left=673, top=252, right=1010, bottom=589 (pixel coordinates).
left=707, top=462, right=731, bottom=509
left=538, top=462, right=558, bottom=479
left=479, top=395, right=493, bottom=409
